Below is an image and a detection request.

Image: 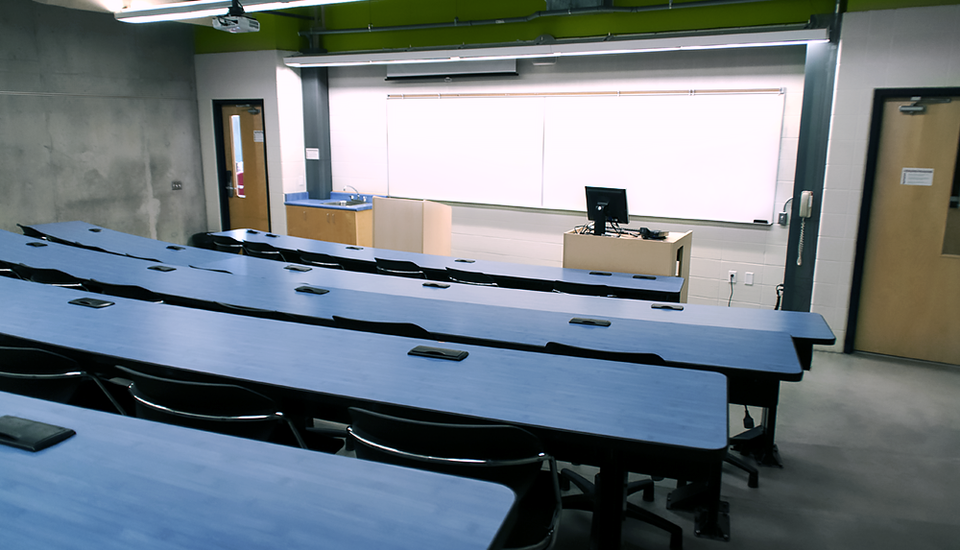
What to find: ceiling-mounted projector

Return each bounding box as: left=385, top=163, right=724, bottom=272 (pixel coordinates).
left=213, top=14, right=260, bottom=33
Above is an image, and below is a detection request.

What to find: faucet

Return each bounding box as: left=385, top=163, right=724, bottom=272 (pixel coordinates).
left=344, top=185, right=362, bottom=201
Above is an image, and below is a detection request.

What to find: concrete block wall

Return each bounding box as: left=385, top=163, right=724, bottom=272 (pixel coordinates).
left=0, top=0, right=206, bottom=244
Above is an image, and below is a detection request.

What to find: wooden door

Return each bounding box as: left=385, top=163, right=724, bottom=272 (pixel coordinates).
left=854, top=96, right=960, bottom=364
left=220, top=104, right=269, bottom=231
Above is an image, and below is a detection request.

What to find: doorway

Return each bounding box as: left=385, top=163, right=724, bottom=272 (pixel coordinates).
left=847, top=88, right=960, bottom=364
left=213, top=101, right=270, bottom=231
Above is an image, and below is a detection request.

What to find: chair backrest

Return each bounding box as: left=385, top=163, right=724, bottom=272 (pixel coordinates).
left=212, top=235, right=243, bottom=254
left=242, top=241, right=283, bottom=260
left=543, top=342, right=665, bottom=366
left=13, top=265, right=86, bottom=288
left=0, top=260, right=23, bottom=280
left=297, top=250, right=345, bottom=269
left=0, top=346, right=85, bottom=404
left=446, top=267, right=497, bottom=286
left=17, top=224, right=46, bottom=239
left=211, top=301, right=291, bottom=322
left=552, top=281, right=614, bottom=297
left=188, top=232, right=217, bottom=250
left=348, top=407, right=547, bottom=496
left=332, top=316, right=432, bottom=339
left=375, top=258, right=426, bottom=279
left=85, top=279, right=164, bottom=303
left=114, top=365, right=299, bottom=445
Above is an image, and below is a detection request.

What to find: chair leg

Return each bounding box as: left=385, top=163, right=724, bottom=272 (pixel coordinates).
left=627, top=477, right=656, bottom=502
left=625, top=501, right=684, bottom=550
left=564, top=468, right=681, bottom=549
left=724, top=451, right=760, bottom=488
left=90, top=376, right=128, bottom=416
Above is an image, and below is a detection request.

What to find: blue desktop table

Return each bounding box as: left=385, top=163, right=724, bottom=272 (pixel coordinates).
left=0, top=391, right=516, bottom=550
left=218, top=227, right=686, bottom=301
left=5, top=226, right=829, bottom=466
left=23, top=221, right=684, bottom=301
left=0, top=276, right=730, bottom=549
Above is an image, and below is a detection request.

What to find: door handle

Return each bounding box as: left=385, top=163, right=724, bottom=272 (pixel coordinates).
left=221, top=170, right=234, bottom=198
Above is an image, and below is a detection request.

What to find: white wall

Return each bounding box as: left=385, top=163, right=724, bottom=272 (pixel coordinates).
left=814, top=4, right=960, bottom=351
left=328, top=46, right=806, bottom=309
left=194, top=50, right=305, bottom=233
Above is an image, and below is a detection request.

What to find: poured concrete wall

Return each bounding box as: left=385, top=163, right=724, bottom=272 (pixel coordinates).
left=0, top=0, right=206, bottom=244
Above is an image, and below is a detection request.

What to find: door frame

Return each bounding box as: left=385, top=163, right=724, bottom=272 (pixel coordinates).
left=212, top=99, right=270, bottom=231
left=844, top=86, right=960, bottom=353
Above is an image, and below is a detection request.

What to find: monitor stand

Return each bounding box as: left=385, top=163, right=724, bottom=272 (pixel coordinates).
left=593, top=204, right=609, bottom=236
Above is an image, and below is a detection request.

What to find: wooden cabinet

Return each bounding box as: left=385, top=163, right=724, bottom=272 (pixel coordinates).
left=372, top=197, right=451, bottom=255
left=286, top=205, right=372, bottom=246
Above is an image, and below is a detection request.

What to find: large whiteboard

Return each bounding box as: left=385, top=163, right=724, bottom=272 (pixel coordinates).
left=386, top=91, right=785, bottom=224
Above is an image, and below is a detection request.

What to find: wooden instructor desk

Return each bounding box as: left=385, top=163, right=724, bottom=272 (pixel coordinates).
left=563, top=229, right=693, bottom=302
left=0, top=391, right=516, bottom=550
left=0, top=276, right=730, bottom=549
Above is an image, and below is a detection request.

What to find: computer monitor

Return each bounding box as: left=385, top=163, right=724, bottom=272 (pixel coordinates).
left=585, top=186, right=629, bottom=236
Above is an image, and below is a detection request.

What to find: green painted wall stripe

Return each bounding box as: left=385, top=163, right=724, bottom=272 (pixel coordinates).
left=193, top=0, right=960, bottom=54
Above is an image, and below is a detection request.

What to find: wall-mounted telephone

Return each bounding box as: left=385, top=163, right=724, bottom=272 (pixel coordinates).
left=798, top=191, right=814, bottom=219
left=797, top=191, right=814, bottom=266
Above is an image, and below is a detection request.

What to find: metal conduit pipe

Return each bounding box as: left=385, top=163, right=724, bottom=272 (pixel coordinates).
left=300, top=0, right=777, bottom=37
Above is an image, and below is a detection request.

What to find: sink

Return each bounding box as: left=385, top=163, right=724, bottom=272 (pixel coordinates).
left=322, top=199, right=367, bottom=206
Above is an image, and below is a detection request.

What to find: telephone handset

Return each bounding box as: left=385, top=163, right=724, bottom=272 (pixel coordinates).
left=797, top=191, right=814, bottom=266
left=798, top=191, right=814, bottom=219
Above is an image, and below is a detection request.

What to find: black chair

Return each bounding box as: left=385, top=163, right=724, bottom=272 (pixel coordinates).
left=0, top=260, right=22, bottom=280
left=446, top=267, right=498, bottom=286
left=16, top=223, right=47, bottom=239
left=297, top=250, right=345, bottom=270
left=85, top=279, right=164, bottom=303
left=347, top=407, right=561, bottom=550
left=12, top=265, right=86, bottom=289
left=114, top=365, right=342, bottom=453
left=188, top=232, right=217, bottom=250
left=332, top=316, right=432, bottom=340
left=375, top=257, right=426, bottom=279
left=552, top=280, right=615, bottom=297
left=210, top=301, right=292, bottom=322
left=277, top=249, right=302, bottom=263
left=546, top=343, right=759, bottom=489
left=0, top=346, right=126, bottom=415
left=242, top=241, right=284, bottom=261
left=542, top=342, right=683, bottom=549
left=212, top=235, right=243, bottom=254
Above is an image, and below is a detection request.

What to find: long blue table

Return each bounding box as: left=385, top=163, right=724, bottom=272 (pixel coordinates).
left=0, top=229, right=800, bottom=379
left=218, top=228, right=687, bottom=301
left=0, top=276, right=729, bottom=549
left=9, top=225, right=833, bottom=466
left=19, top=222, right=833, bottom=357
left=24, top=221, right=685, bottom=301
left=1, top=228, right=799, bottom=473
left=0, top=391, right=516, bottom=550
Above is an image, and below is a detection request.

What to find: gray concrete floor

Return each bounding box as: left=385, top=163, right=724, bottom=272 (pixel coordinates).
left=553, top=351, right=960, bottom=550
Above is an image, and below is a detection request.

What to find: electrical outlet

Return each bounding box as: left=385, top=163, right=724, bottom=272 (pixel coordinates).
left=171, top=181, right=183, bottom=190
left=745, top=272, right=754, bottom=286
left=728, top=270, right=737, bottom=284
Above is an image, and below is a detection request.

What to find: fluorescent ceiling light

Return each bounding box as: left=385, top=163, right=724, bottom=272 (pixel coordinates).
left=116, top=0, right=363, bottom=24
left=284, top=28, right=830, bottom=68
